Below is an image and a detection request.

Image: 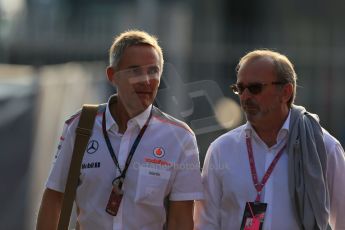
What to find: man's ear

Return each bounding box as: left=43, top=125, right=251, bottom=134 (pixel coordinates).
left=106, top=66, right=116, bottom=83
left=283, top=83, right=293, bottom=103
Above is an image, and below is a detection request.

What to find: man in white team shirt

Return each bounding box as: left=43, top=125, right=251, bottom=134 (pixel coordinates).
left=37, top=30, right=203, bottom=230
left=194, top=49, right=345, bottom=230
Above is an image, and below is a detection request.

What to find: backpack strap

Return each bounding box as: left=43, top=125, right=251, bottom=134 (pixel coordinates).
left=57, top=104, right=99, bottom=230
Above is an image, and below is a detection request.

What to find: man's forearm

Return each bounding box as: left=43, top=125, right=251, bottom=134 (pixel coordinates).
left=167, top=200, right=194, bottom=230
left=36, top=188, right=63, bottom=230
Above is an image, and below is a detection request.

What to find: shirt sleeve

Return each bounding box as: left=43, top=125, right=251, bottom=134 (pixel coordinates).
left=45, top=121, right=76, bottom=193
left=194, top=142, right=222, bottom=230
left=326, top=139, right=345, bottom=230
left=168, top=133, right=204, bottom=201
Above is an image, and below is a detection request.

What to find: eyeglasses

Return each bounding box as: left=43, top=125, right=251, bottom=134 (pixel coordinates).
left=230, top=81, right=285, bottom=95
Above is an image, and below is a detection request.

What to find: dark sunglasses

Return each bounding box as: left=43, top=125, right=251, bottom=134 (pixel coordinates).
left=230, top=81, right=285, bottom=95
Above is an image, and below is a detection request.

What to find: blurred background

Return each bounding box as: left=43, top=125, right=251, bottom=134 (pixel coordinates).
left=1, top=0, right=345, bottom=229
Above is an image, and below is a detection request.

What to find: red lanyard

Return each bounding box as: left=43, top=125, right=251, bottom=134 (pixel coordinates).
left=246, top=136, right=286, bottom=202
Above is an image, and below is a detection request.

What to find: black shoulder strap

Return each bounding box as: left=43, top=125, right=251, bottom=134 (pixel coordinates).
left=57, top=104, right=98, bottom=230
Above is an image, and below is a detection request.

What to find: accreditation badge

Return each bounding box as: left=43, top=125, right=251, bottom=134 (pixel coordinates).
left=105, top=178, right=124, bottom=216
left=240, top=202, right=267, bottom=230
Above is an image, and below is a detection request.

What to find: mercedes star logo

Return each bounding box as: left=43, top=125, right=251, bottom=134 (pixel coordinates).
left=87, top=140, right=99, bottom=154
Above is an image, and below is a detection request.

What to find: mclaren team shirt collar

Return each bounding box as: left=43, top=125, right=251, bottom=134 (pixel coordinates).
left=105, top=95, right=152, bottom=133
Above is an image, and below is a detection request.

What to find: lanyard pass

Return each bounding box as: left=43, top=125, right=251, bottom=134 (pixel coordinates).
left=102, top=107, right=152, bottom=216
left=240, top=201, right=267, bottom=230
left=105, top=177, right=124, bottom=216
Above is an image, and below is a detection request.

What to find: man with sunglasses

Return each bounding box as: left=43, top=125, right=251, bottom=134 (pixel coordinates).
left=194, top=49, right=345, bottom=230
left=37, top=30, right=204, bottom=230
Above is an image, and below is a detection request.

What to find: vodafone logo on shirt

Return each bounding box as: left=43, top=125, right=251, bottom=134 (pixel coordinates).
left=153, top=147, right=165, bottom=158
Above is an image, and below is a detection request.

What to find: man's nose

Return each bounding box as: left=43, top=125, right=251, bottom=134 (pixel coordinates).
left=240, top=88, right=251, bottom=100
left=141, top=73, right=150, bottom=85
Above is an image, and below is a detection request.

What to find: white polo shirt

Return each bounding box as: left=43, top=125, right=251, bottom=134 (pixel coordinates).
left=46, top=95, right=204, bottom=230
left=194, top=111, right=345, bottom=230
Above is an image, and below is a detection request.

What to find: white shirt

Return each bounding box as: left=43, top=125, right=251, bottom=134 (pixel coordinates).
left=194, top=111, right=345, bottom=230
left=46, top=95, right=204, bottom=230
